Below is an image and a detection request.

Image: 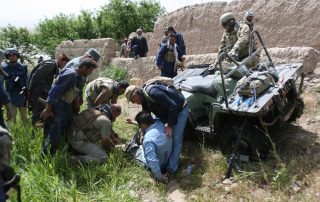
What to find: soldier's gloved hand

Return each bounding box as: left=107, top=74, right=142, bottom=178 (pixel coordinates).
left=209, top=63, right=217, bottom=70
left=228, top=49, right=237, bottom=58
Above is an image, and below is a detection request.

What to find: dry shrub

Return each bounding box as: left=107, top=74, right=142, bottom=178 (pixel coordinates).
left=302, top=92, right=318, bottom=110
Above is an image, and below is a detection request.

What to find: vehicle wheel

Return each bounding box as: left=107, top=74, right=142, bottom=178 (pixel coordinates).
left=288, top=97, right=304, bottom=122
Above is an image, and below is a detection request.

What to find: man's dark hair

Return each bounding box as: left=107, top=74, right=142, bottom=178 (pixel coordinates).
left=118, top=80, right=129, bottom=89
left=59, top=53, right=70, bottom=62
left=135, top=111, right=154, bottom=126
left=78, top=58, right=98, bottom=69
left=167, top=26, right=175, bottom=33
left=169, top=33, right=176, bottom=38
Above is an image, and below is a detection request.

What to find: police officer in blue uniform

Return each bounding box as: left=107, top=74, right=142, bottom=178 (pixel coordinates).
left=0, top=51, right=11, bottom=129
left=64, top=48, right=101, bottom=107
left=156, top=33, right=184, bottom=78
left=167, top=26, right=186, bottom=56
left=2, top=48, right=28, bottom=123
left=41, top=58, right=98, bottom=155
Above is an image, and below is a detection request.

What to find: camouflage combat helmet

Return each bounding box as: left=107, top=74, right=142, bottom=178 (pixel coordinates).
left=220, top=12, right=235, bottom=23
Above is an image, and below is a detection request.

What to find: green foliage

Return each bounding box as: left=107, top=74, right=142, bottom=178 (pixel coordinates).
left=34, top=14, right=79, bottom=57
left=137, top=0, right=164, bottom=32
left=100, top=65, right=128, bottom=81
left=0, top=25, right=33, bottom=48
left=34, top=11, right=100, bottom=58
left=271, top=163, right=291, bottom=190
left=97, top=0, right=164, bottom=39
left=75, top=10, right=100, bottom=40
left=8, top=117, right=165, bottom=201
left=0, top=25, right=39, bottom=64
left=97, top=0, right=139, bottom=39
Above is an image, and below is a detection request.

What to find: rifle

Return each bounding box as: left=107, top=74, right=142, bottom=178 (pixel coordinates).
left=225, top=119, right=248, bottom=179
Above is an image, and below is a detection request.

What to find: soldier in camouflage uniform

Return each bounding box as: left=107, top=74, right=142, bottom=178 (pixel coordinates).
left=216, top=12, right=258, bottom=68
left=85, top=78, right=129, bottom=109
left=68, top=104, right=121, bottom=164
left=244, top=11, right=255, bottom=32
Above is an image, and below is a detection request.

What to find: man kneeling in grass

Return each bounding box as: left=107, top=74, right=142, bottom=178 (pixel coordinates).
left=68, top=104, right=121, bottom=164
left=135, top=112, right=172, bottom=183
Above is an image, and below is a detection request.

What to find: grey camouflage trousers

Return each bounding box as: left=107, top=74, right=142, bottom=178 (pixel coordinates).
left=69, top=129, right=107, bottom=164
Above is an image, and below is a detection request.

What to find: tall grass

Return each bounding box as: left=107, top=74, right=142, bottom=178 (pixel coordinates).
left=8, top=118, right=166, bottom=201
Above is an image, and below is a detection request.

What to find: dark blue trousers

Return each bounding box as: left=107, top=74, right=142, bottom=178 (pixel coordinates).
left=41, top=100, right=73, bottom=155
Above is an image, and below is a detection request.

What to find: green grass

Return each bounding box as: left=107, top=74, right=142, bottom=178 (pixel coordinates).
left=7, top=116, right=166, bottom=202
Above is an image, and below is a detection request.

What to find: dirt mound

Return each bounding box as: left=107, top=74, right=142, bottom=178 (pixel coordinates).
left=148, top=0, right=320, bottom=56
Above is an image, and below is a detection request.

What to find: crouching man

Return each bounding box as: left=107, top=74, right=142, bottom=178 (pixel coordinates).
left=68, top=104, right=121, bottom=164
left=135, top=112, right=172, bottom=183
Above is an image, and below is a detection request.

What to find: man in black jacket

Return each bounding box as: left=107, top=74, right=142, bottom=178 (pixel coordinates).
left=28, top=54, right=70, bottom=127
left=131, top=29, right=148, bottom=58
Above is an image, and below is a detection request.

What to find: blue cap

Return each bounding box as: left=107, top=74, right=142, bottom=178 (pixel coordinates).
left=86, top=48, right=101, bottom=62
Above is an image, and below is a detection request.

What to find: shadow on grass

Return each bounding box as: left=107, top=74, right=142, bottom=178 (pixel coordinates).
left=222, top=122, right=320, bottom=191
left=273, top=122, right=320, bottom=176
left=176, top=121, right=320, bottom=193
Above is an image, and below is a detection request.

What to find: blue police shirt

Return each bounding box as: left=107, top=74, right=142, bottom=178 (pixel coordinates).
left=47, top=68, right=78, bottom=106
left=142, top=120, right=172, bottom=180
left=2, top=62, right=28, bottom=107
left=156, top=43, right=183, bottom=78
left=63, top=56, right=86, bottom=103
left=64, top=56, right=82, bottom=69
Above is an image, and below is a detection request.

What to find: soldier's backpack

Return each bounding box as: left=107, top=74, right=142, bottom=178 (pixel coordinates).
left=236, top=71, right=275, bottom=97
left=28, top=60, right=58, bottom=93
left=142, top=76, right=175, bottom=103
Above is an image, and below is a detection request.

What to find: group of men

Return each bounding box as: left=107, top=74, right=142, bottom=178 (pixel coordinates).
left=123, top=78, right=189, bottom=182
left=216, top=11, right=257, bottom=67
left=1, top=11, right=259, bottom=196
left=120, top=28, right=149, bottom=59
left=156, top=26, right=186, bottom=78
left=120, top=11, right=258, bottom=182
left=119, top=26, right=187, bottom=79
left=122, top=11, right=257, bottom=80
left=0, top=46, right=188, bottom=185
